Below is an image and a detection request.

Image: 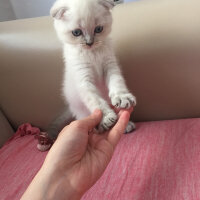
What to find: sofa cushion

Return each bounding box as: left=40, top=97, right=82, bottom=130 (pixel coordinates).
left=0, top=118, right=200, bottom=200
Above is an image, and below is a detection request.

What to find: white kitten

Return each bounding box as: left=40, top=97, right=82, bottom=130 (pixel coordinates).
left=50, top=0, right=136, bottom=136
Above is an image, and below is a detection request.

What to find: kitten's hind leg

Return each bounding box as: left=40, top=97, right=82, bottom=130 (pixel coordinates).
left=125, top=121, right=136, bottom=134
left=47, top=107, right=74, bottom=140
left=37, top=106, right=74, bottom=151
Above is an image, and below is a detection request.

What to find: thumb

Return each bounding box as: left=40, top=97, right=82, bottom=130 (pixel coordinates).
left=79, top=109, right=103, bottom=131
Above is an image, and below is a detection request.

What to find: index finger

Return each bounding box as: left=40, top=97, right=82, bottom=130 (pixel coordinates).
left=118, top=107, right=134, bottom=116
left=107, top=111, right=130, bottom=148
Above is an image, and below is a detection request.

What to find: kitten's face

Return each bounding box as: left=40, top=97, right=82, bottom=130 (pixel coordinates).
left=51, top=0, right=114, bottom=49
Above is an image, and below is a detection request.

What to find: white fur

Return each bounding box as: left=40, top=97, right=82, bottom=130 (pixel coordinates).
left=51, top=0, right=136, bottom=132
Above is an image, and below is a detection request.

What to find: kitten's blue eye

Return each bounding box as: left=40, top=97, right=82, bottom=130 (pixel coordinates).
left=72, top=29, right=82, bottom=37
left=94, top=26, right=103, bottom=33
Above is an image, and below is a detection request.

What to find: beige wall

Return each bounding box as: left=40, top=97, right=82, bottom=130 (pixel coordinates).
left=9, top=0, right=55, bottom=19
left=0, top=0, right=55, bottom=21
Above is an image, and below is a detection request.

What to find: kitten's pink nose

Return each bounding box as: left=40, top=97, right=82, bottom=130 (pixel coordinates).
left=86, top=42, right=94, bottom=47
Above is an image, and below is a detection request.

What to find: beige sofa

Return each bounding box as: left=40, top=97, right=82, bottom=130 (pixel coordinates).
left=0, top=0, right=200, bottom=147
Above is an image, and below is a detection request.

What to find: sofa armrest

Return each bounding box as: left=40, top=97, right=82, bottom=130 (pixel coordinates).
left=0, top=110, right=14, bottom=147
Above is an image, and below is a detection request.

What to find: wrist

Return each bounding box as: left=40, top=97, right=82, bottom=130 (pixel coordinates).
left=42, top=167, right=82, bottom=200
left=21, top=166, right=82, bottom=200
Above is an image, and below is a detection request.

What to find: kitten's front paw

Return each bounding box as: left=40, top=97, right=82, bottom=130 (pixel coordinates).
left=111, top=93, right=136, bottom=109
left=98, top=111, right=118, bottom=133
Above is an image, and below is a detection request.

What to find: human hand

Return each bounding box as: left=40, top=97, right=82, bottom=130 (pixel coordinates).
left=21, top=109, right=132, bottom=200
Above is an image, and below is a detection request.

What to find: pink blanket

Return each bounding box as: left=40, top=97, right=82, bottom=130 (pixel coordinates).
left=0, top=118, right=200, bottom=200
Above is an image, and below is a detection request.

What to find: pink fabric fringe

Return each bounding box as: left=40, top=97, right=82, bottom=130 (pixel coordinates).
left=15, top=123, right=40, bottom=137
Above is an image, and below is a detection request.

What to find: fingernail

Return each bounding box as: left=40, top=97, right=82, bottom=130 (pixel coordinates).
left=94, top=109, right=101, bottom=115
left=121, top=111, right=130, bottom=120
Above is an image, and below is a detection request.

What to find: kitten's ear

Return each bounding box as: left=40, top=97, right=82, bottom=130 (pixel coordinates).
left=99, top=0, right=115, bottom=10
left=50, top=3, right=68, bottom=20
